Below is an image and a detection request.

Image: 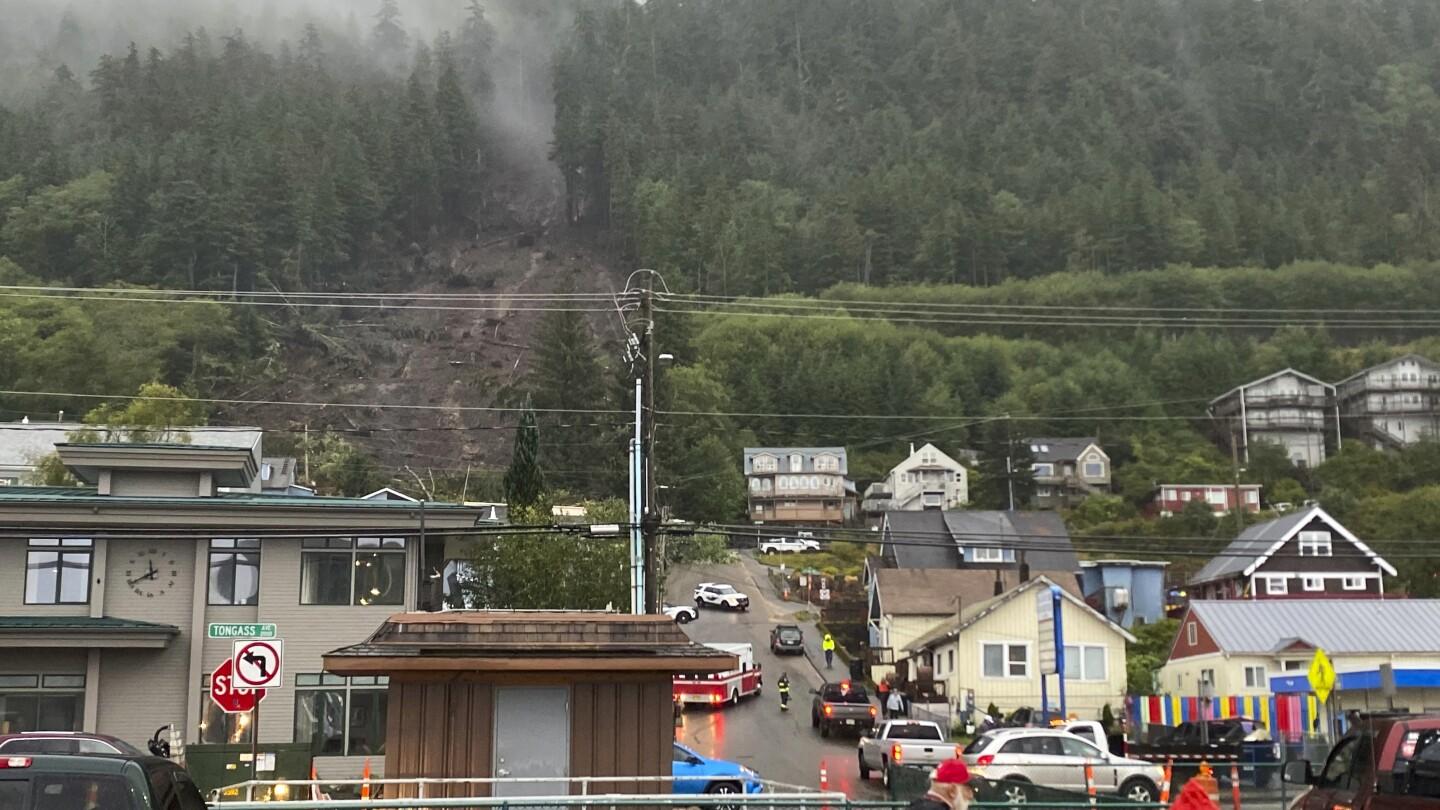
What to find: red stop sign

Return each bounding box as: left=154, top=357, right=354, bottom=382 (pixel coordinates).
left=210, top=659, right=266, bottom=714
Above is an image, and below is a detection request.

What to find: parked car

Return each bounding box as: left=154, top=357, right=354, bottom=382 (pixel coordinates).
left=0, top=753, right=208, bottom=810
left=672, top=741, right=764, bottom=796
left=758, top=537, right=821, bottom=554
left=1285, top=713, right=1440, bottom=810
left=0, top=732, right=142, bottom=756
left=770, top=624, right=805, bottom=654
left=963, top=728, right=1166, bottom=804
left=694, top=582, right=750, bottom=611
left=858, top=720, right=960, bottom=787
left=812, top=681, right=878, bottom=738
left=664, top=603, right=699, bottom=624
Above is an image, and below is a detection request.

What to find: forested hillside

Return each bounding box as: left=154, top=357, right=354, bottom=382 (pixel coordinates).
left=553, top=0, right=1440, bottom=293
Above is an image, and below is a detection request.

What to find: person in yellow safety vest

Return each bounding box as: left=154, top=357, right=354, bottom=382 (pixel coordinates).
left=822, top=633, right=836, bottom=668
left=777, top=673, right=791, bottom=710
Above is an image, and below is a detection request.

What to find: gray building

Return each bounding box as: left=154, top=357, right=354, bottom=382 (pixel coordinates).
left=0, top=442, right=497, bottom=777
left=743, top=447, right=856, bottom=525
left=1025, top=437, right=1110, bottom=509
left=0, top=422, right=264, bottom=487
left=877, top=509, right=1078, bottom=572
left=1209, top=369, right=1338, bottom=468
left=1336, top=354, right=1440, bottom=449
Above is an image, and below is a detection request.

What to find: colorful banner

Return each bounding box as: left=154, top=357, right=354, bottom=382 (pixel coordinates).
left=1127, top=693, right=1320, bottom=741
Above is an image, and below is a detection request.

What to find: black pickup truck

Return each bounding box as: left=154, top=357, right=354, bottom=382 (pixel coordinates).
left=1126, top=717, right=1281, bottom=786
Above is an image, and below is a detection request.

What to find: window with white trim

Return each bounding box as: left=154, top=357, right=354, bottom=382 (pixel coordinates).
left=971, top=546, right=1005, bottom=563
left=982, top=643, right=1029, bottom=678
left=1343, top=576, right=1366, bottom=591
left=1163, top=488, right=1176, bottom=500
left=752, top=455, right=776, bottom=472
left=1264, top=576, right=1289, bottom=595
left=1207, top=490, right=1227, bottom=505
left=1032, top=463, right=1054, bottom=476
left=1063, top=644, right=1108, bottom=681
left=1298, top=531, right=1332, bottom=557
left=788, top=454, right=803, bottom=471
left=1186, top=623, right=1198, bottom=646
left=1200, top=668, right=1215, bottom=686
left=1302, top=576, right=1324, bottom=592
left=1244, top=665, right=1267, bottom=688
left=1246, top=490, right=1260, bottom=504
left=209, top=539, right=260, bottom=606
left=749, top=478, right=761, bottom=492
left=1284, top=660, right=1306, bottom=672
left=1084, top=461, right=1104, bottom=477
left=816, top=454, right=839, bottom=472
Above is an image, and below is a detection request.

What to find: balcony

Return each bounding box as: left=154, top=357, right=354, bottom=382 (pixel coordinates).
left=1344, top=377, right=1440, bottom=393
left=1242, top=393, right=1329, bottom=408
left=1246, top=415, right=1326, bottom=430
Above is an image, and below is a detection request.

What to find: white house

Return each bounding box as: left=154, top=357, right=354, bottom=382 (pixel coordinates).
left=861, top=443, right=967, bottom=521
left=1336, top=353, right=1440, bottom=449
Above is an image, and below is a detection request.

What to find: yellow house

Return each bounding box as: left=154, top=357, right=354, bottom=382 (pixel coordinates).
left=903, top=576, right=1135, bottom=721
left=1158, top=599, right=1440, bottom=711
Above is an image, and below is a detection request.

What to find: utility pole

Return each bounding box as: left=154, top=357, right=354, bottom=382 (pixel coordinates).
left=639, top=274, right=661, bottom=614
left=1004, top=414, right=1016, bottom=511
left=1229, top=426, right=1245, bottom=536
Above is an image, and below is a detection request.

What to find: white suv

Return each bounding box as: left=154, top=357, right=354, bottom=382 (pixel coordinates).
left=962, top=728, right=1163, bottom=804
left=759, top=537, right=821, bottom=554
left=693, top=582, right=751, bottom=611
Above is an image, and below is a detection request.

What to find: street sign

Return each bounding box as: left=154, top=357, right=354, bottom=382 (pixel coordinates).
left=210, top=659, right=265, bottom=714
left=1308, top=648, right=1336, bottom=704
left=208, top=623, right=277, bottom=640
left=1037, top=588, right=1058, bottom=674
left=818, top=588, right=831, bottom=601
left=233, top=639, right=284, bottom=689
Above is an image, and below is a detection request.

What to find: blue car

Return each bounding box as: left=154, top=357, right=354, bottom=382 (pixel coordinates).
left=672, top=741, right=764, bottom=796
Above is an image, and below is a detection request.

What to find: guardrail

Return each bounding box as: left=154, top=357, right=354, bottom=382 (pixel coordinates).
left=213, top=776, right=827, bottom=804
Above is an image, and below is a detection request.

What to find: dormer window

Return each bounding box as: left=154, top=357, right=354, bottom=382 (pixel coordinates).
left=753, top=455, right=776, bottom=473
left=789, top=453, right=803, bottom=471
left=816, top=454, right=839, bottom=472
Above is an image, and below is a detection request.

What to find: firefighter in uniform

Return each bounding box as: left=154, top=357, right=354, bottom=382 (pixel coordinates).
left=777, top=673, right=791, bottom=710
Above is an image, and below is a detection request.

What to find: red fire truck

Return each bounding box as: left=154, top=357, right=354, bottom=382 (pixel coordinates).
left=673, top=642, right=763, bottom=707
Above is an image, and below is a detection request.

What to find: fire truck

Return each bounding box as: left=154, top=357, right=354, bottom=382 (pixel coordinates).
left=673, top=642, right=763, bottom=707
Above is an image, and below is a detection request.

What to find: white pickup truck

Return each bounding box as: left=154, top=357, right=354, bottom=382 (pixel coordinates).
left=857, top=720, right=959, bottom=787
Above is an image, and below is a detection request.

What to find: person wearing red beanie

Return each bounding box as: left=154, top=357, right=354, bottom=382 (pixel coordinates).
left=907, top=759, right=972, bottom=810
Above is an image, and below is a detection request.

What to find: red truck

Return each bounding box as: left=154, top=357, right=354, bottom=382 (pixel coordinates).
left=1285, top=714, right=1440, bottom=810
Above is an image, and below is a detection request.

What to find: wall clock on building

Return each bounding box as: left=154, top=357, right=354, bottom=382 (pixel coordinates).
left=125, top=547, right=178, bottom=598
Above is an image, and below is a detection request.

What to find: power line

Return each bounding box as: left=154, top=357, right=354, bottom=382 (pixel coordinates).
left=0, top=290, right=617, bottom=314
left=0, top=389, right=632, bottom=416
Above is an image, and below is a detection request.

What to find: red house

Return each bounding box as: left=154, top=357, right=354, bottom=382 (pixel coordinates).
left=1145, top=483, right=1262, bottom=517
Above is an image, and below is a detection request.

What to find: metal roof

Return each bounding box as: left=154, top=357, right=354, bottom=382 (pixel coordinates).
left=1209, top=368, right=1334, bottom=406
left=945, top=510, right=1079, bottom=571
left=0, top=616, right=179, bottom=632
left=883, top=510, right=957, bottom=568
left=1189, top=600, right=1440, bottom=654
left=743, top=447, right=848, bottom=474
left=0, top=485, right=483, bottom=510
left=1189, top=505, right=1394, bottom=584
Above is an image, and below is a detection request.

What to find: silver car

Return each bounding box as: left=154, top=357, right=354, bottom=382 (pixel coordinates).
left=963, top=728, right=1165, bottom=804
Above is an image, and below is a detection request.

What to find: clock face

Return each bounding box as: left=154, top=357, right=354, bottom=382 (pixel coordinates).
left=124, top=547, right=178, bottom=599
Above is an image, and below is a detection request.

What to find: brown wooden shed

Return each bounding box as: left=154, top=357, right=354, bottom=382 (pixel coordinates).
left=323, top=611, right=736, bottom=797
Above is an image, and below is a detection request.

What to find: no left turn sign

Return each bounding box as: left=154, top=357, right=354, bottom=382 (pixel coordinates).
left=233, top=639, right=284, bottom=689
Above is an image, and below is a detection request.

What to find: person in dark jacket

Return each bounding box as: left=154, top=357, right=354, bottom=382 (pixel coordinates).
left=907, top=759, right=972, bottom=810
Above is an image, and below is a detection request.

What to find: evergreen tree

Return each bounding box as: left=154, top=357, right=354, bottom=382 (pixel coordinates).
left=528, top=305, right=608, bottom=495
left=371, top=0, right=407, bottom=62
left=433, top=47, right=483, bottom=224
left=972, top=419, right=1036, bottom=510
left=504, top=396, right=546, bottom=509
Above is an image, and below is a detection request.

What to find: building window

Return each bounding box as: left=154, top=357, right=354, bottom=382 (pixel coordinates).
left=971, top=546, right=1005, bottom=563
left=1244, top=666, right=1267, bottom=688
left=1031, top=463, right=1054, bottom=477
left=294, top=674, right=388, bottom=756
left=816, top=454, right=839, bottom=472
left=753, top=455, right=776, bottom=473
left=209, top=539, right=260, bottom=606
left=1246, top=490, right=1260, bottom=504
left=198, top=676, right=253, bottom=744
left=948, top=650, right=955, bottom=673
left=1186, top=623, right=1197, bottom=646
left=1302, top=576, right=1324, bottom=592
left=749, top=478, right=761, bottom=492
left=788, top=454, right=803, bottom=471
left=300, top=537, right=405, bottom=606
left=1083, top=461, right=1104, bottom=478
left=1163, top=488, right=1176, bottom=500
left=982, top=643, right=1029, bottom=678
left=1265, top=576, right=1289, bottom=595
left=1063, top=645, right=1107, bottom=681
left=1200, top=668, right=1215, bottom=686
left=24, top=539, right=92, bottom=605
left=1207, top=490, right=1227, bottom=506
left=1298, top=531, right=1332, bottom=557
left=1036, top=486, right=1053, bottom=497
left=1283, top=660, right=1306, bottom=672
left=1343, top=576, right=1366, bottom=591
left=0, top=674, right=84, bottom=733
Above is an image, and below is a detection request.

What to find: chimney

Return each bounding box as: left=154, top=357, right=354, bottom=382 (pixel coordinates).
left=910, top=443, right=915, bottom=455
left=993, top=568, right=1004, bottom=596
left=1019, top=550, right=1031, bottom=583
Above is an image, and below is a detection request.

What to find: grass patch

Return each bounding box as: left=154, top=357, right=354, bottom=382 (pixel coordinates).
left=756, top=547, right=869, bottom=578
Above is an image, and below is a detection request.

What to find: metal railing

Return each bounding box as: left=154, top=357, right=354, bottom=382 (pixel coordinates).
left=213, top=776, right=826, bottom=804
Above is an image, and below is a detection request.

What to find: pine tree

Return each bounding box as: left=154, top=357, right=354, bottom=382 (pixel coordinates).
left=372, top=1, right=408, bottom=62
left=528, top=304, right=607, bottom=495
left=433, top=48, right=483, bottom=223
left=504, top=396, right=546, bottom=508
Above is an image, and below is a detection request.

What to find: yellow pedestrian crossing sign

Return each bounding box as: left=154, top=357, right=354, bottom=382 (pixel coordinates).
left=1308, top=648, right=1336, bottom=704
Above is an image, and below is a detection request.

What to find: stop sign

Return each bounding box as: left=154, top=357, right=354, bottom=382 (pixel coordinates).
left=210, top=658, right=266, bottom=714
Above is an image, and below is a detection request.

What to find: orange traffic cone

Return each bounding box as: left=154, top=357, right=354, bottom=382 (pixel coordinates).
left=1191, top=761, right=1221, bottom=809
left=360, top=758, right=371, bottom=800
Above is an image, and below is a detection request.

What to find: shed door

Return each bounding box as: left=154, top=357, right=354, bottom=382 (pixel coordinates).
left=493, top=686, right=570, bottom=796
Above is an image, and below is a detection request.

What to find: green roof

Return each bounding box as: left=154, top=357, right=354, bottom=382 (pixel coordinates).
left=0, top=616, right=179, bottom=633
left=0, top=485, right=482, bottom=510
left=54, top=442, right=251, bottom=452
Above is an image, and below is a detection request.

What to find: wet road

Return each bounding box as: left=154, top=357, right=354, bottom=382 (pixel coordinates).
left=668, top=557, right=886, bottom=800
